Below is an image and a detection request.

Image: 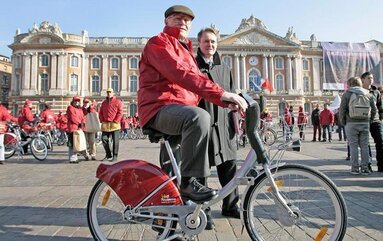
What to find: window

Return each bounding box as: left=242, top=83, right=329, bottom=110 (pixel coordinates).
left=130, top=75, right=138, bottom=92
left=40, top=54, right=49, bottom=67
left=40, top=73, right=49, bottom=92
left=302, top=59, right=309, bottom=70
left=71, top=56, right=79, bottom=67
left=92, top=57, right=100, bottom=69
left=129, top=57, right=138, bottom=69
left=130, top=103, right=137, bottom=116
left=248, top=69, right=260, bottom=91
left=223, top=56, right=232, bottom=69
left=275, top=57, right=284, bottom=69
left=111, top=57, right=119, bottom=69
left=275, top=74, right=284, bottom=91
left=303, top=76, right=310, bottom=92
left=70, top=74, right=78, bottom=91
left=111, top=75, right=119, bottom=92
left=91, top=75, right=100, bottom=93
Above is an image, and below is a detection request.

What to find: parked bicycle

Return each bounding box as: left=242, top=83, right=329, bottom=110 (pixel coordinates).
left=238, top=118, right=277, bottom=148
left=87, top=92, right=347, bottom=241
left=4, top=122, right=48, bottom=161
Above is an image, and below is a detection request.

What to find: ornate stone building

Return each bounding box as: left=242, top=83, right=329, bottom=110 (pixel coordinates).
left=0, top=55, right=12, bottom=107
left=8, top=18, right=383, bottom=119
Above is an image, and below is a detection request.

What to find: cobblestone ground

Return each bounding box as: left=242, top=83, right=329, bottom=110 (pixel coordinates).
left=0, top=128, right=382, bottom=240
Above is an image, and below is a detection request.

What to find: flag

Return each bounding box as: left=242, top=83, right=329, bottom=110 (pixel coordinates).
left=261, top=78, right=273, bottom=92
left=249, top=75, right=262, bottom=91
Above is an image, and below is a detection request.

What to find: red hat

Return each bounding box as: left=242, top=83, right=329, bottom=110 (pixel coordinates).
left=72, top=96, right=81, bottom=101
left=83, top=98, right=90, bottom=103
left=25, top=99, right=32, bottom=105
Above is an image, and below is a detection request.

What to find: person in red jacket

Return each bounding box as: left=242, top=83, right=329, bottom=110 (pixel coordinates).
left=18, top=99, right=35, bottom=131
left=99, top=88, right=123, bottom=162
left=138, top=5, right=247, bottom=202
left=120, top=115, right=130, bottom=139
left=320, top=103, right=335, bottom=142
left=40, top=103, right=57, bottom=124
left=0, top=104, right=17, bottom=164
left=283, top=106, right=292, bottom=140
left=297, top=106, right=307, bottom=140
left=66, top=96, right=89, bottom=163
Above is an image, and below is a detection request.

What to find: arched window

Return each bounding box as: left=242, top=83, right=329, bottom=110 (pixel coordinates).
left=130, top=75, right=138, bottom=92
left=40, top=54, right=49, bottom=67
left=303, top=76, right=310, bottom=92
left=275, top=74, right=284, bottom=91
left=248, top=69, right=261, bottom=91
left=275, top=57, right=284, bottom=69
left=70, top=74, right=78, bottom=91
left=111, top=75, right=119, bottom=92
left=92, top=57, right=100, bottom=69
left=304, top=103, right=310, bottom=115
left=111, top=57, right=119, bottom=69
left=302, top=59, right=309, bottom=70
left=130, top=103, right=137, bottom=117
left=40, top=73, right=49, bottom=92
left=91, top=75, right=100, bottom=93
left=222, top=56, right=232, bottom=69
left=130, top=57, right=138, bottom=69
left=71, top=56, right=79, bottom=67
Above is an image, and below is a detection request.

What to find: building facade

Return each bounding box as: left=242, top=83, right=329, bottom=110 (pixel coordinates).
left=8, top=18, right=383, bottom=119
left=0, top=55, right=12, bottom=107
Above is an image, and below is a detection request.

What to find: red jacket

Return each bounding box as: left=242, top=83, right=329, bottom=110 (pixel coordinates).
left=320, top=108, right=334, bottom=125
left=40, top=109, right=57, bottom=124
left=138, top=26, right=226, bottom=127
left=66, top=105, right=85, bottom=132
left=99, top=96, right=123, bottom=123
left=297, top=106, right=307, bottom=125
left=0, top=105, right=17, bottom=133
left=121, top=117, right=130, bottom=129
left=284, top=107, right=292, bottom=125
left=56, top=114, right=68, bottom=131
left=18, top=106, right=35, bottom=126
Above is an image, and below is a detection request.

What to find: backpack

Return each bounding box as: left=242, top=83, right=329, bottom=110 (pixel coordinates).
left=348, top=92, right=371, bottom=120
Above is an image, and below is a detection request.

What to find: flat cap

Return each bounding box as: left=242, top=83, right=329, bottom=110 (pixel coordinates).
left=72, top=96, right=81, bottom=101
left=106, top=87, right=114, bottom=92
left=164, top=5, right=194, bottom=20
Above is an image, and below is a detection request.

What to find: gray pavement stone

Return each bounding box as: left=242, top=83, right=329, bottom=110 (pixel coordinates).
left=0, top=127, right=382, bottom=240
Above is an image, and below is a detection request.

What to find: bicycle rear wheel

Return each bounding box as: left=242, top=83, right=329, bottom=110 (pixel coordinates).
left=4, top=132, right=17, bottom=159
left=30, top=138, right=48, bottom=161
left=243, top=164, right=347, bottom=241
left=260, top=128, right=277, bottom=146
left=87, top=180, right=176, bottom=241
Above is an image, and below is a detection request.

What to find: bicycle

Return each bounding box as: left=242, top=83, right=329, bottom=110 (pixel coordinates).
left=87, top=92, right=347, bottom=241
left=4, top=123, right=48, bottom=161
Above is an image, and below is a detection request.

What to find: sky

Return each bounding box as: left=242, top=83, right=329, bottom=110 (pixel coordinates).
left=1, top=0, right=382, bottom=57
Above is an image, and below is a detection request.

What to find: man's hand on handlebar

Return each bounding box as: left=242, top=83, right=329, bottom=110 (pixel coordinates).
left=220, top=92, right=248, bottom=113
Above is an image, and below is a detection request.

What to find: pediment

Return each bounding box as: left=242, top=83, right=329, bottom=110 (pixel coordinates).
left=20, top=33, right=65, bottom=44
left=219, top=28, right=299, bottom=47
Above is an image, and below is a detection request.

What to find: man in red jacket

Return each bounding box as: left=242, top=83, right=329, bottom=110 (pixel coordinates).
left=138, top=5, right=247, bottom=202
left=40, top=103, right=57, bottom=124
left=18, top=99, right=35, bottom=131
left=66, top=96, right=89, bottom=163
left=320, top=103, right=335, bottom=142
left=0, top=104, right=17, bottom=164
left=99, top=88, right=123, bottom=162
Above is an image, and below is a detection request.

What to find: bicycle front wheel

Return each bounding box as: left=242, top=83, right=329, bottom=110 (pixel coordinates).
left=4, top=132, right=17, bottom=159
left=87, top=180, right=176, bottom=241
left=30, top=138, right=48, bottom=161
left=243, top=164, right=347, bottom=241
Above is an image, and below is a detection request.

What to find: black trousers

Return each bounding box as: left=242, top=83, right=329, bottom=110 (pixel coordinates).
left=370, top=122, right=383, bottom=169
left=101, top=130, right=120, bottom=158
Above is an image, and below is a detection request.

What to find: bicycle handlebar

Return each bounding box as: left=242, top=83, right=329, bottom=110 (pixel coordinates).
left=240, top=91, right=269, bottom=165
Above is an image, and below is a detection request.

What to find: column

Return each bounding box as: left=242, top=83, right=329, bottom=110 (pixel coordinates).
left=49, top=53, right=57, bottom=95
left=21, top=53, right=33, bottom=95
left=268, top=55, right=275, bottom=91
left=11, top=54, right=17, bottom=95
left=81, top=54, right=89, bottom=96
left=30, top=52, right=37, bottom=93
left=262, top=55, right=268, bottom=79
left=295, top=55, right=303, bottom=94
left=286, top=56, right=293, bottom=90
left=312, top=58, right=321, bottom=92
left=57, top=52, right=67, bottom=95
left=120, top=55, right=128, bottom=96
left=241, top=54, right=247, bottom=90
left=102, top=55, right=108, bottom=95
left=234, top=54, right=240, bottom=89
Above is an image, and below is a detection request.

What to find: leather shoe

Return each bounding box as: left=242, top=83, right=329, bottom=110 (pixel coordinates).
left=100, top=156, right=113, bottom=162
left=222, top=207, right=240, bottom=219
left=180, top=178, right=217, bottom=203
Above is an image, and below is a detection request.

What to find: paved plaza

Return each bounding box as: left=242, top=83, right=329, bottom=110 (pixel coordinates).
left=0, top=128, right=382, bottom=241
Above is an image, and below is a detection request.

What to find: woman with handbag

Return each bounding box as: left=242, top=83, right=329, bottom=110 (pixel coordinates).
left=66, top=96, right=90, bottom=164
left=83, top=98, right=99, bottom=160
